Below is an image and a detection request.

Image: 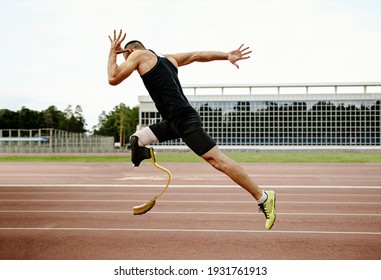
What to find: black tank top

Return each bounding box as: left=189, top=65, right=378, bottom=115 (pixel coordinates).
left=140, top=51, right=192, bottom=120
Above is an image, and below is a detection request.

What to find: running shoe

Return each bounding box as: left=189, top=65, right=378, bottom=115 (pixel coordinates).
left=258, top=190, right=276, bottom=230
left=130, top=136, right=152, bottom=167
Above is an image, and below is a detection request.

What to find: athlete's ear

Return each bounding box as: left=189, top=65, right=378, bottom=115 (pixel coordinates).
left=123, top=48, right=134, bottom=60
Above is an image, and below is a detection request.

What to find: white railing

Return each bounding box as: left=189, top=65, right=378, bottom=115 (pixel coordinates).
left=182, top=82, right=381, bottom=95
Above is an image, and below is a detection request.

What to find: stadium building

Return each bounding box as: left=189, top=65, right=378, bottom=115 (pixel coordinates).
left=138, top=82, right=381, bottom=151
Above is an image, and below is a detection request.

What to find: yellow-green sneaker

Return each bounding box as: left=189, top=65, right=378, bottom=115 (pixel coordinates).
left=258, top=190, right=276, bottom=230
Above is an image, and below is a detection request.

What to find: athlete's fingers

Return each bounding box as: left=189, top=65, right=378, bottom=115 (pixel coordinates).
left=116, top=48, right=130, bottom=54
left=119, top=32, right=126, bottom=43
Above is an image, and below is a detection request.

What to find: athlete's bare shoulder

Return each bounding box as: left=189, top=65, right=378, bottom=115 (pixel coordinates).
left=164, top=54, right=179, bottom=68
left=130, top=50, right=158, bottom=75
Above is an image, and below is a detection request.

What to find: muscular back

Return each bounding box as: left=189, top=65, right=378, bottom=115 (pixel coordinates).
left=135, top=50, right=179, bottom=76
left=139, top=50, right=191, bottom=120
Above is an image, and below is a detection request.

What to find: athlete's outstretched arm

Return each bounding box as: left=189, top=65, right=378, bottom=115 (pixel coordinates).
left=168, top=44, right=251, bottom=69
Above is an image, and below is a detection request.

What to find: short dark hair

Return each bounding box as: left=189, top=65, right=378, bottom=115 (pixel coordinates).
left=124, top=40, right=146, bottom=50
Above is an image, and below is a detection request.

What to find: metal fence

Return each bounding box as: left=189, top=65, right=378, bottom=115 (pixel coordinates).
left=138, top=82, right=381, bottom=151
left=0, top=128, right=114, bottom=153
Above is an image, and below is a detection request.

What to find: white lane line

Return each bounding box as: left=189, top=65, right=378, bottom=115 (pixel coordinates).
left=0, top=210, right=380, bottom=216
left=0, top=184, right=381, bottom=189
left=0, top=227, right=379, bottom=235
left=1, top=192, right=381, bottom=197
left=0, top=199, right=380, bottom=204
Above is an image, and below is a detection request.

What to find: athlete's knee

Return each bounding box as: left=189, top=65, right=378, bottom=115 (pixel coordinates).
left=132, top=127, right=159, bottom=147
left=204, top=156, right=221, bottom=170
left=201, top=147, right=229, bottom=172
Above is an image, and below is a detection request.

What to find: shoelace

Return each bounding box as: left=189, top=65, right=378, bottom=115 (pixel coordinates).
left=258, top=204, right=269, bottom=219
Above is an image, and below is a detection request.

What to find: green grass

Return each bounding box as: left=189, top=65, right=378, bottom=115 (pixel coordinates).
left=156, top=152, right=381, bottom=163
left=0, top=152, right=380, bottom=163
left=0, top=155, right=129, bottom=163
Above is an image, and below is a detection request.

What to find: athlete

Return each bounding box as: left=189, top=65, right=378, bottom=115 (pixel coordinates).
left=107, top=29, right=276, bottom=230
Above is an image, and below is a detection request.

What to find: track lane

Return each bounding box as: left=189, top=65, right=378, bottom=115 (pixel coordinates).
left=1, top=162, right=380, bottom=260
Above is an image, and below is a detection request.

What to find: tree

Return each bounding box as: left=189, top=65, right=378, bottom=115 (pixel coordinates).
left=61, top=105, right=86, bottom=133
left=93, top=103, right=139, bottom=146
left=0, top=105, right=86, bottom=133
left=0, top=109, right=18, bottom=129
left=20, top=107, right=44, bottom=129
left=43, top=106, right=62, bottom=128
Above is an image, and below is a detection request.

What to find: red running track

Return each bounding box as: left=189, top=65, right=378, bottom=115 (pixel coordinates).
left=0, top=161, right=380, bottom=260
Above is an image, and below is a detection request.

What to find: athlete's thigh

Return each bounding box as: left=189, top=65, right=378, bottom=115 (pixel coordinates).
left=149, top=120, right=179, bottom=142
left=181, top=127, right=216, bottom=156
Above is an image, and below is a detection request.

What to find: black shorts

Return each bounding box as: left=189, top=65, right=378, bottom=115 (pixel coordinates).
left=149, top=107, right=216, bottom=156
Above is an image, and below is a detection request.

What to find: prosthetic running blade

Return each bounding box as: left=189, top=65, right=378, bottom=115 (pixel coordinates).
left=132, top=148, right=172, bottom=215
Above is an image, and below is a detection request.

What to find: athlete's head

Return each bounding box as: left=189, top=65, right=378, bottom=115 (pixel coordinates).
left=123, top=40, right=146, bottom=59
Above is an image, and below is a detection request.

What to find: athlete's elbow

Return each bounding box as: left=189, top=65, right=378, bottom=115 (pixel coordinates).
left=108, top=72, right=130, bottom=85
left=108, top=78, right=120, bottom=86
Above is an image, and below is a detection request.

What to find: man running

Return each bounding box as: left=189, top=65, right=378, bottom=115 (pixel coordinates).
left=107, top=29, right=276, bottom=229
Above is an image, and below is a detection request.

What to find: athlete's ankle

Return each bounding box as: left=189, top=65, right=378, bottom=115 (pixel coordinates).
left=130, top=136, right=152, bottom=167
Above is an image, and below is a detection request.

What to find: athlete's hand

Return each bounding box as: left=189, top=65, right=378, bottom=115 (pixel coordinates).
left=108, top=29, right=129, bottom=54
left=228, top=44, right=252, bottom=69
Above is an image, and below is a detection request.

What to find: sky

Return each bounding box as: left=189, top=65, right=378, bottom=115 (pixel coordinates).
left=1, top=0, right=380, bottom=130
